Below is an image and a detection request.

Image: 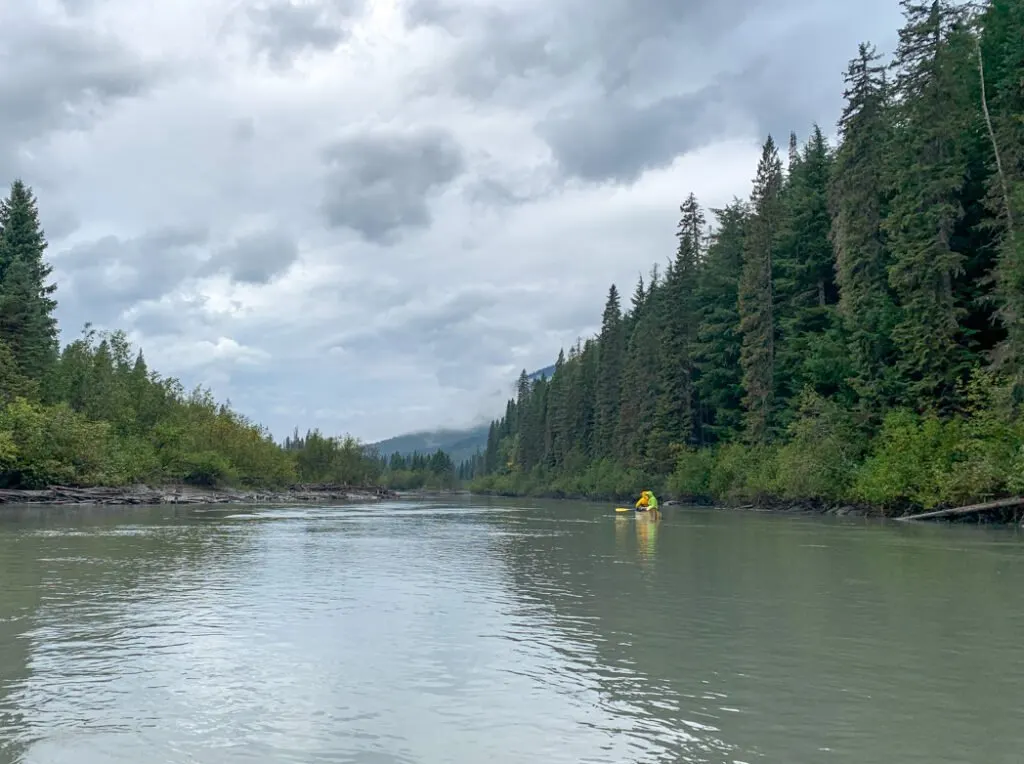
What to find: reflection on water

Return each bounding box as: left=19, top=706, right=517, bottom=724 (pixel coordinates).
left=1, top=500, right=1024, bottom=763
left=635, top=509, right=659, bottom=560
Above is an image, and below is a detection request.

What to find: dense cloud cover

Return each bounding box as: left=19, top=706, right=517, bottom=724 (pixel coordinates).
left=14, top=0, right=902, bottom=442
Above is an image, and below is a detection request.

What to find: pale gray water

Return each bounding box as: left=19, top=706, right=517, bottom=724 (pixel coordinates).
left=1, top=499, right=1023, bottom=764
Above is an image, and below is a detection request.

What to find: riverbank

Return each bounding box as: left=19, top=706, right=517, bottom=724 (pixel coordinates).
left=0, top=483, right=399, bottom=506
left=470, top=487, right=1024, bottom=524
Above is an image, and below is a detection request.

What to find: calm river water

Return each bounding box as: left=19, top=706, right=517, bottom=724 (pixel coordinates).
left=1, top=499, right=1023, bottom=763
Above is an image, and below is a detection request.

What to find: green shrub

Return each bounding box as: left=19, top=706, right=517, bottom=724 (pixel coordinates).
left=0, top=398, right=115, bottom=488
left=179, top=450, right=238, bottom=487
left=667, top=448, right=714, bottom=499
left=771, top=390, right=865, bottom=501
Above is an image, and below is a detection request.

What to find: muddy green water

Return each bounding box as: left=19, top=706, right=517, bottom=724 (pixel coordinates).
left=1, top=499, right=1022, bottom=763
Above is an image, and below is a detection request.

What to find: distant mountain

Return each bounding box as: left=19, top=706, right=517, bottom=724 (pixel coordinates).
left=369, top=424, right=490, bottom=465
left=370, top=363, right=556, bottom=464
left=527, top=364, right=556, bottom=381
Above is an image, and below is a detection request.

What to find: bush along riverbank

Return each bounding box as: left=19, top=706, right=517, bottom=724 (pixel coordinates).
left=464, top=3, right=1024, bottom=524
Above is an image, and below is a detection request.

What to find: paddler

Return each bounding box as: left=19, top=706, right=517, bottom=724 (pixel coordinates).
left=634, top=490, right=658, bottom=511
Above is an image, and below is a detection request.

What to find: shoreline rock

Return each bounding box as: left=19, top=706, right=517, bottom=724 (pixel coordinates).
left=0, top=483, right=399, bottom=507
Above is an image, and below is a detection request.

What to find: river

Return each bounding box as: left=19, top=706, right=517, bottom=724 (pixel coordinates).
left=1, top=499, right=1022, bottom=763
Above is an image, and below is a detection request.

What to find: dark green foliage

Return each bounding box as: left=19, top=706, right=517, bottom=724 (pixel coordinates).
left=978, top=0, right=1024, bottom=381
left=471, top=0, right=1024, bottom=513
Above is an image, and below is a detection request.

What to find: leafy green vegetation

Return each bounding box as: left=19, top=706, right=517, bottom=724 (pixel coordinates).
left=0, top=180, right=455, bottom=492
left=467, top=1, right=1024, bottom=514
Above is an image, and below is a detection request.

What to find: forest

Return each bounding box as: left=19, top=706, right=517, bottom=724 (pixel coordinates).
left=467, top=0, right=1024, bottom=513
left=0, top=181, right=448, bottom=491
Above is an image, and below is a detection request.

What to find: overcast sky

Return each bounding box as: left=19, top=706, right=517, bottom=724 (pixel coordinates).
left=8, top=0, right=903, bottom=444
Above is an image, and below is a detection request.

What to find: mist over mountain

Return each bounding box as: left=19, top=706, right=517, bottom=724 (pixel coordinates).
left=370, top=364, right=556, bottom=462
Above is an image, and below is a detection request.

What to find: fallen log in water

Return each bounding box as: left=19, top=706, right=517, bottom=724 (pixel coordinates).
left=895, top=496, right=1024, bottom=522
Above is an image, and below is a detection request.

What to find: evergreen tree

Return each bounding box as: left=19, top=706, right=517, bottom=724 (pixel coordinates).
left=617, top=280, right=662, bottom=468
left=831, top=42, right=900, bottom=410
left=694, top=200, right=748, bottom=442
left=0, top=339, right=37, bottom=404
left=544, top=349, right=568, bottom=469
left=651, top=193, right=704, bottom=464
left=594, top=285, right=625, bottom=457
left=0, top=180, right=58, bottom=382
left=883, top=0, right=980, bottom=408
left=739, top=135, right=784, bottom=442
left=774, top=126, right=851, bottom=419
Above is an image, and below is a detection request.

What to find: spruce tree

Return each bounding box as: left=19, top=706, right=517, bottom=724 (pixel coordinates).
left=884, top=0, right=978, bottom=407
left=594, top=285, right=625, bottom=457
left=617, top=280, right=663, bottom=468
left=774, top=126, right=851, bottom=418
left=652, top=193, right=704, bottom=460
left=0, top=180, right=58, bottom=382
left=831, top=42, right=901, bottom=410
left=544, top=349, right=567, bottom=469
left=695, top=200, right=748, bottom=442
left=615, top=276, right=650, bottom=463
left=739, top=136, right=784, bottom=442
left=0, top=339, right=37, bottom=404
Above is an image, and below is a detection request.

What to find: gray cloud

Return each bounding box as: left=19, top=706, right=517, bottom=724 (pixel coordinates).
left=231, top=117, right=256, bottom=145
left=54, top=0, right=100, bottom=16
left=403, top=0, right=902, bottom=183
left=319, top=126, right=465, bottom=242
left=202, top=229, right=299, bottom=284
left=403, top=0, right=574, bottom=101
left=53, top=226, right=209, bottom=329
left=324, top=286, right=540, bottom=390
left=402, top=0, right=759, bottom=100
left=537, top=90, right=734, bottom=184
left=242, top=0, right=367, bottom=67
left=0, top=13, right=162, bottom=180
left=125, top=293, right=220, bottom=339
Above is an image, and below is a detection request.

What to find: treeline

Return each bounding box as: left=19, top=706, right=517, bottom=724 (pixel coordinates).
left=0, top=179, right=435, bottom=491
left=280, top=430, right=459, bottom=490
left=471, top=0, right=1024, bottom=513
left=377, top=449, right=458, bottom=490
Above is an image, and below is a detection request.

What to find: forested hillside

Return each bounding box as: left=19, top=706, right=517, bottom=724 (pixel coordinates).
left=468, top=0, right=1024, bottom=513
left=0, top=181, right=444, bottom=491
left=370, top=424, right=489, bottom=467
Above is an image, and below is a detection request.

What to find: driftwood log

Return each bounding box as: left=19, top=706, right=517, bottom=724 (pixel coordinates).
left=896, top=496, right=1024, bottom=522
left=0, top=484, right=398, bottom=506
